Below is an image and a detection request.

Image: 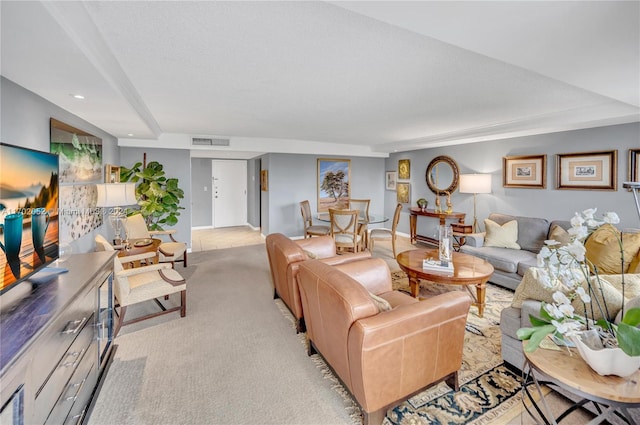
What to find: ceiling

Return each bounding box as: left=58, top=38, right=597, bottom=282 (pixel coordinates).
left=1, top=1, right=638, bottom=158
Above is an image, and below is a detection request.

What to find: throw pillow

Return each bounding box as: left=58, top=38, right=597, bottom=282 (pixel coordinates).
left=368, top=291, right=392, bottom=312
left=585, top=224, right=640, bottom=274
left=483, top=219, right=520, bottom=249
left=628, top=250, right=640, bottom=274
left=511, top=268, right=623, bottom=321
left=548, top=224, right=571, bottom=246
left=303, top=249, right=317, bottom=259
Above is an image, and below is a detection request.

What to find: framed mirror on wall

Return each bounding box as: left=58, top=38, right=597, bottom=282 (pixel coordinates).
left=425, top=155, right=460, bottom=195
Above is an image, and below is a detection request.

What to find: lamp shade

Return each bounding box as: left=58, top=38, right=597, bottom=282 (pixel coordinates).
left=95, top=183, right=138, bottom=207
left=459, top=174, right=492, bottom=194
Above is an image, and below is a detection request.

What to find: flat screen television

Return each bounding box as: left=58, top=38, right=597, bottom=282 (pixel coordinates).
left=0, top=143, right=59, bottom=294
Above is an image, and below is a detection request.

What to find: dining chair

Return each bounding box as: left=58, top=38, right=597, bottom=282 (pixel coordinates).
left=348, top=199, right=370, bottom=222
left=369, top=203, right=403, bottom=258
left=300, top=200, right=330, bottom=238
left=329, top=208, right=365, bottom=252
left=124, top=213, right=187, bottom=268
left=95, top=234, right=187, bottom=337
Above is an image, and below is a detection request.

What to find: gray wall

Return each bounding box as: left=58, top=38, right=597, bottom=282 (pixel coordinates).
left=386, top=122, right=640, bottom=239
left=191, top=158, right=212, bottom=227
left=247, top=158, right=261, bottom=228
left=262, top=153, right=386, bottom=237
left=1, top=77, right=120, bottom=254
left=119, top=147, right=192, bottom=248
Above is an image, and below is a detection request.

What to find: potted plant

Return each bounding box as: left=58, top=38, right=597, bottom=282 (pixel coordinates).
left=517, top=208, right=640, bottom=377
left=120, top=160, right=185, bottom=231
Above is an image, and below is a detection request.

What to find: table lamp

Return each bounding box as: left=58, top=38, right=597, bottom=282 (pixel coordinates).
left=96, top=182, right=138, bottom=245
left=459, top=174, right=492, bottom=233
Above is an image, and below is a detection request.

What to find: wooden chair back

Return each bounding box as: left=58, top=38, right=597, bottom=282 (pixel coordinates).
left=349, top=199, right=370, bottom=222
left=329, top=208, right=362, bottom=252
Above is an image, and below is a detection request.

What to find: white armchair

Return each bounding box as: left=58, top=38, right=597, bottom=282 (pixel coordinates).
left=124, top=213, right=188, bottom=268
left=95, top=234, right=187, bottom=336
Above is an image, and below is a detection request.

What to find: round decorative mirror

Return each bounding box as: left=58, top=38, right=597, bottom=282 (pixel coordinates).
left=425, top=155, right=460, bottom=195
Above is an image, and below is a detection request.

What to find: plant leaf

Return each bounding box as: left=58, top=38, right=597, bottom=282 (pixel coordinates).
left=617, top=322, right=640, bottom=357
left=622, top=308, right=640, bottom=327
left=529, top=315, right=551, bottom=327
left=523, top=324, right=556, bottom=352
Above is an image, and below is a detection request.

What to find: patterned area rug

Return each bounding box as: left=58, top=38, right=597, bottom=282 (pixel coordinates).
left=385, top=271, right=522, bottom=425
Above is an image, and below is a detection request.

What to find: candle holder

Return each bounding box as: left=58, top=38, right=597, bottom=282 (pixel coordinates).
left=439, top=225, right=453, bottom=265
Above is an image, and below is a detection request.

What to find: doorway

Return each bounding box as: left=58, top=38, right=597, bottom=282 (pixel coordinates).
left=212, top=160, right=247, bottom=227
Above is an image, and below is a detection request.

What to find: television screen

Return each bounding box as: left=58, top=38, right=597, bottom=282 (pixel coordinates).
left=0, top=143, right=59, bottom=293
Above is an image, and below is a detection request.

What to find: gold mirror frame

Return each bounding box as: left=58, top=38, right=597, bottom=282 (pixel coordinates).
left=425, top=155, right=460, bottom=195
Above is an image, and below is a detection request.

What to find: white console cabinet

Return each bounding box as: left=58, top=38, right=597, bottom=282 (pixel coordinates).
left=0, top=252, right=116, bottom=425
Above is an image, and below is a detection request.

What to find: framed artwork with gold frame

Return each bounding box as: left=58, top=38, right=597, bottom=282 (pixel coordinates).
left=261, top=170, right=268, bottom=191
left=396, top=182, right=410, bottom=204
left=556, top=150, right=617, bottom=191
left=629, top=148, right=640, bottom=184
left=398, top=159, right=410, bottom=180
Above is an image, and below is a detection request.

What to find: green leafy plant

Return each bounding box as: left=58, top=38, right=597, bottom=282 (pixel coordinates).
left=120, top=161, right=184, bottom=230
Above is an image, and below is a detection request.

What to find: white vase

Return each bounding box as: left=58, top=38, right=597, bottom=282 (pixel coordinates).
left=571, top=331, right=640, bottom=378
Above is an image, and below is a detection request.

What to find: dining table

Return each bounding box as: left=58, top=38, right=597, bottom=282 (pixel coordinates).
left=316, top=213, right=389, bottom=250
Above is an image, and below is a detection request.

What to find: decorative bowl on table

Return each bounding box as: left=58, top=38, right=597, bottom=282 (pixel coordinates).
left=416, top=198, right=428, bottom=211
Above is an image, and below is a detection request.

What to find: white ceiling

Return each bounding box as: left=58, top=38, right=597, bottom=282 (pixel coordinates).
left=1, top=1, right=638, bottom=158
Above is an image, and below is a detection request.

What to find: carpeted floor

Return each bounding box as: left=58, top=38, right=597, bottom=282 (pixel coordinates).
left=88, top=241, right=595, bottom=425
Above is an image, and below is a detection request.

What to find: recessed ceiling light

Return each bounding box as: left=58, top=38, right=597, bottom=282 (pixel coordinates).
left=127, top=133, right=134, bottom=137
left=70, top=94, right=85, bottom=99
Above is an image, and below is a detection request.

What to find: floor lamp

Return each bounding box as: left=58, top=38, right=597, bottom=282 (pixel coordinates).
left=459, top=174, right=492, bottom=233
left=624, top=181, right=640, bottom=222
left=96, top=183, right=138, bottom=245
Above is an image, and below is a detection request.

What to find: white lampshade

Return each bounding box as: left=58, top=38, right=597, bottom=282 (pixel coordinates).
left=95, top=183, right=138, bottom=207
left=459, top=174, right=492, bottom=194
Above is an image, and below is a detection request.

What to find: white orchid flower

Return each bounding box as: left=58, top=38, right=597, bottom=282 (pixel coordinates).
left=575, top=286, right=591, bottom=303
left=603, top=211, right=620, bottom=224
left=570, top=213, right=585, bottom=227
left=557, top=303, right=575, bottom=317
left=582, top=208, right=597, bottom=219
left=565, top=241, right=586, bottom=261
left=552, top=319, right=583, bottom=336
left=544, top=303, right=564, bottom=320
left=552, top=291, right=571, bottom=305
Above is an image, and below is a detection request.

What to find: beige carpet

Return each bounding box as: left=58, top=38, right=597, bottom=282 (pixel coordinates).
left=88, top=238, right=596, bottom=424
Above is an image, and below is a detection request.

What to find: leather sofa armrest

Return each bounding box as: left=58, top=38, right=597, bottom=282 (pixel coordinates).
left=347, top=292, right=471, bottom=410
left=296, top=236, right=336, bottom=259
left=464, top=232, right=485, bottom=247
left=320, top=251, right=371, bottom=266
left=333, top=258, right=391, bottom=295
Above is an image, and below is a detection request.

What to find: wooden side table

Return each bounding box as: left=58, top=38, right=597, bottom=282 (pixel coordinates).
left=409, top=208, right=465, bottom=245
left=522, top=340, right=640, bottom=424
left=117, top=238, right=161, bottom=268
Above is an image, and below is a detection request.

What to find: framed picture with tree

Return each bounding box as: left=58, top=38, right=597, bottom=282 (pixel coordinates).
left=317, top=158, right=350, bottom=212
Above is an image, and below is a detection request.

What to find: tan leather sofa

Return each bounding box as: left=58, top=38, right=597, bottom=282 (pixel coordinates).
left=297, top=258, right=471, bottom=425
left=265, top=233, right=370, bottom=332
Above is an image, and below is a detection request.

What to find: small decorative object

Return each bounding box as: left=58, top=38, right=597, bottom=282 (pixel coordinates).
left=445, top=191, right=453, bottom=214
left=434, top=195, right=441, bottom=213
left=416, top=198, right=428, bottom=211
left=438, top=225, right=453, bottom=265
left=517, top=208, right=640, bottom=377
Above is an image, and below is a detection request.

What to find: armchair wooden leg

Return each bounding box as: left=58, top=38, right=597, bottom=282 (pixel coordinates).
left=183, top=251, right=187, bottom=267
left=295, top=318, right=306, bottom=334
left=392, top=236, right=397, bottom=259
left=307, top=339, right=317, bottom=356
left=445, top=371, right=459, bottom=392
left=363, top=408, right=386, bottom=425
left=180, top=290, right=186, bottom=317
left=114, top=305, right=127, bottom=338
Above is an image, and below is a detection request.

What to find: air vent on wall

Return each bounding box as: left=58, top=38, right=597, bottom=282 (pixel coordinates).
left=192, top=137, right=230, bottom=146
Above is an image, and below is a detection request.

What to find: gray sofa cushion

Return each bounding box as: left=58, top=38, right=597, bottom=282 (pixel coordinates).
left=460, top=245, right=536, bottom=274
left=488, top=213, right=549, bottom=253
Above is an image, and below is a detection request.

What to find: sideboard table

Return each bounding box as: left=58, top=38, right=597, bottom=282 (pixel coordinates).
left=409, top=208, right=466, bottom=245
left=522, top=340, right=640, bottom=424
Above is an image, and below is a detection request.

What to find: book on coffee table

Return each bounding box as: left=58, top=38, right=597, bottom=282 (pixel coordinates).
left=422, top=259, right=454, bottom=273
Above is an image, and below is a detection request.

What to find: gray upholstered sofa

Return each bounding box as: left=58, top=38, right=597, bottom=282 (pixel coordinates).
left=459, top=213, right=570, bottom=291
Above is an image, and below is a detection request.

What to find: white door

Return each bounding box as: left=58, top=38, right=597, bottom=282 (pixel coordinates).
left=212, top=160, right=247, bottom=227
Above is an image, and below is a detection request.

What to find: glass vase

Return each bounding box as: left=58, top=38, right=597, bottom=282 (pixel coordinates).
left=439, top=225, right=453, bottom=265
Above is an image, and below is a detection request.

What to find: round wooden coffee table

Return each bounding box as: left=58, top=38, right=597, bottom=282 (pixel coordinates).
left=396, top=248, right=494, bottom=317
left=523, top=340, right=640, bottom=423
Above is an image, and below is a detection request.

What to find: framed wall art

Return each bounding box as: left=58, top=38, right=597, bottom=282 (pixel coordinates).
left=385, top=171, right=397, bottom=190
left=396, top=182, right=410, bottom=204
left=556, top=150, right=617, bottom=191
left=503, top=155, right=546, bottom=188
left=398, top=159, right=410, bottom=180
left=317, top=158, right=350, bottom=212
left=105, top=164, right=120, bottom=183
left=629, top=148, right=639, bottom=184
